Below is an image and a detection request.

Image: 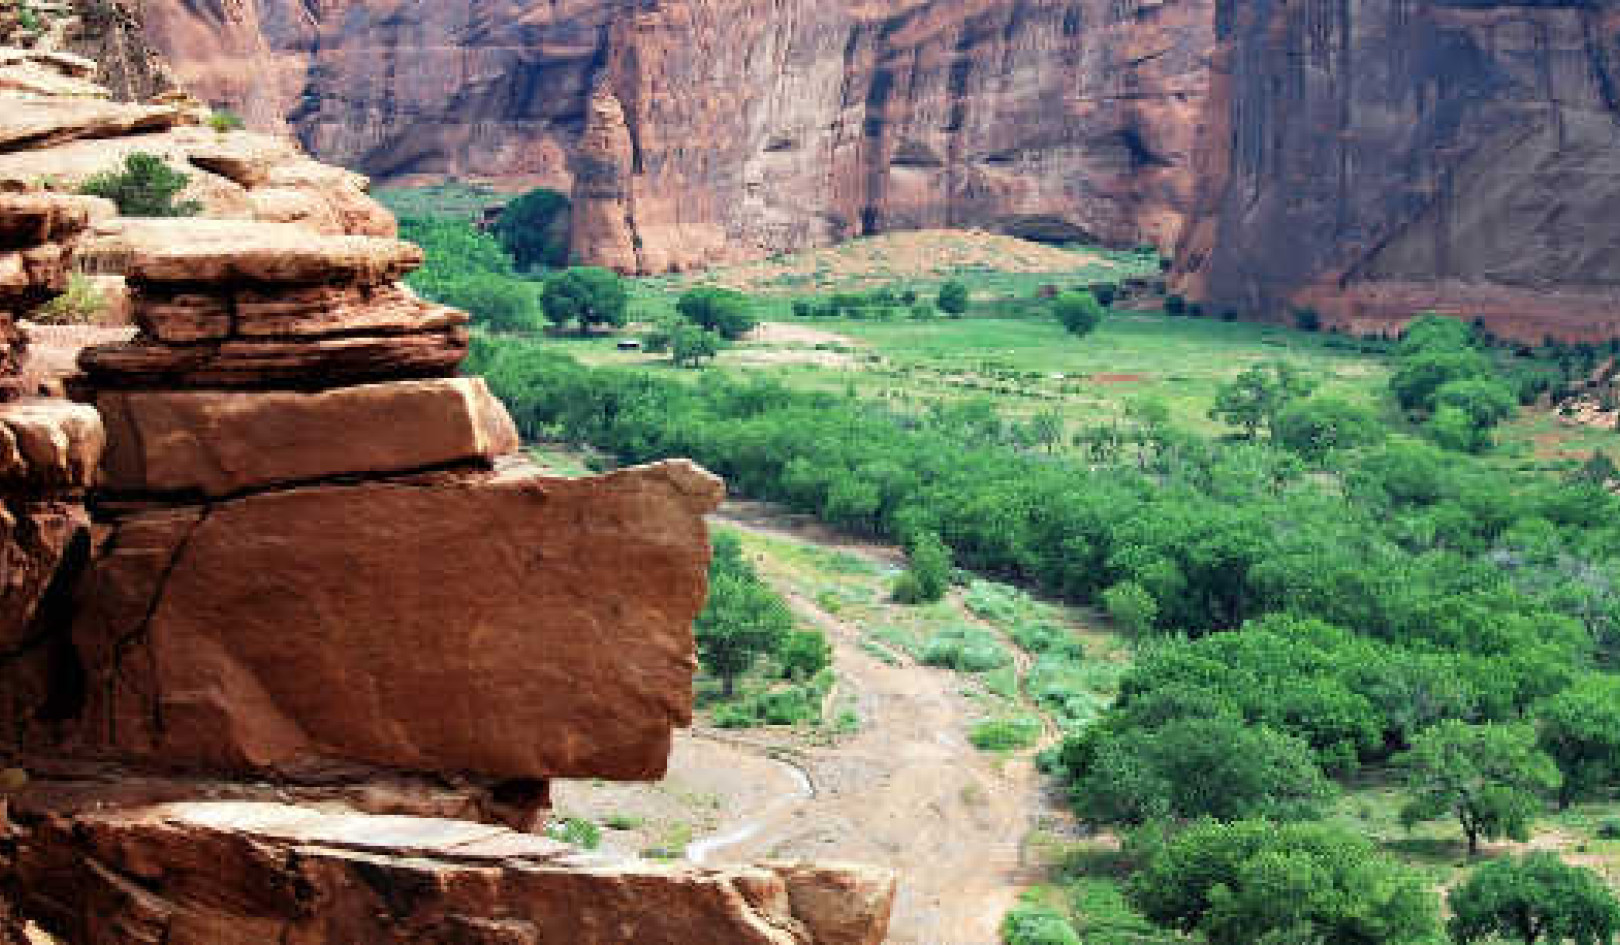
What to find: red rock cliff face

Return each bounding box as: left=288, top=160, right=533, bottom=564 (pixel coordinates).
left=143, top=0, right=1214, bottom=271
left=1173, top=0, right=1620, bottom=342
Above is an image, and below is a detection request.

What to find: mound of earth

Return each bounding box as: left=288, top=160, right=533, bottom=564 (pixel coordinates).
left=682, top=230, right=1111, bottom=294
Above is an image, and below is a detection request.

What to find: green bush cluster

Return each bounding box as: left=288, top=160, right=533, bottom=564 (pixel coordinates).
left=400, top=217, right=541, bottom=332
left=790, top=285, right=936, bottom=321
left=79, top=153, right=202, bottom=218
left=544, top=817, right=602, bottom=851
left=712, top=668, right=834, bottom=728
left=970, top=713, right=1043, bottom=751
left=920, top=626, right=1012, bottom=673
left=1000, top=897, right=1082, bottom=945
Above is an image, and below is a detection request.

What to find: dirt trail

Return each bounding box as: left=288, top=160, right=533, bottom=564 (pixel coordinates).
left=555, top=504, right=1059, bottom=944
left=702, top=508, right=1051, bottom=944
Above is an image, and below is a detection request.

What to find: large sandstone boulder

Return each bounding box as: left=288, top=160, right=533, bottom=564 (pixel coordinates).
left=61, top=460, right=724, bottom=780
left=96, top=378, right=517, bottom=497
left=10, top=799, right=897, bottom=944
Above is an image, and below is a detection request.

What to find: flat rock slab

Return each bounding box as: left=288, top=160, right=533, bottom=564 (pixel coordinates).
left=133, top=282, right=467, bottom=344
left=115, top=219, right=423, bottom=286
left=58, top=460, right=725, bottom=780
left=14, top=799, right=897, bottom=944
left=0, top=98, right=179, bottom=152
left=97, top=377, right=518, bottom=497
left=78, top=327, right=469, bottom=389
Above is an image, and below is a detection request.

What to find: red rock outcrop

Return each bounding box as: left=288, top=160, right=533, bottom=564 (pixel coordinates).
left=0, top=191, right=103, bottom=692
left=0, top=46, right=393, bottom=243
left=6, top=797, right=895, bottom=944
left=0, top=144, right=895, bottom=938
left=142, top=0, right=1214, bottom=271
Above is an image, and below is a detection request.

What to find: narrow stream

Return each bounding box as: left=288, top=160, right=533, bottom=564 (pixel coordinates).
left=685, top=756, right=815, bottom=865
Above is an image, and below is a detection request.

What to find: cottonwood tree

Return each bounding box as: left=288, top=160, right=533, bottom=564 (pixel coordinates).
left=1209, top=362, right=1315, bottom=440
left=1128, top=820, right=1440, bottom=945
left=1448, top=853, right=1620, bottom=944
left=1067, top=715, right=1335, bottom=825
left=694, top=534, right=794, bottom=697
left=540, top=266, right=627, bottom=334
left=676, top=287, right=756, bottom=340
left=1536, top=675, right=1620, bottom=809
left=1398, top=721, right=1561, bottom=855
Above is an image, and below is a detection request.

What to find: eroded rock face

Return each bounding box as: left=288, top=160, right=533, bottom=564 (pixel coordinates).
left=0, top=47, right=393, bottom=242
left=64, top=460, right=721, bottom=780
left=7, top=799, right=896, bottom=944
left=143, top=0, right=1214, bottom=271
left=1173, top=0, right=1620, bottom=342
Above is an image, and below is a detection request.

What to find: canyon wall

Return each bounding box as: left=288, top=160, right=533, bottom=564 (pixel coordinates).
left=1174, top=0, right=1620, bottom=342
left=143, top=0, right=1214, bottom=271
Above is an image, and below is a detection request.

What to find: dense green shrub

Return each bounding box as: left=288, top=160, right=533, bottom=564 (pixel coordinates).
left=491, top=188, right=571, bottom=270
left=1050, top=290, right=1105, bottom=337
left=894, top=531, right=951, bottom=604
left=1448, top=854, right=1620, bottom=945
left=921, top=626, right=1012, bottom=672
left=208, top=109, right=245, bottom=133
left=971, top=713, right=1044, bottom=751
left=79, top=153, right=202, bottom=217
left=541, top=266, right=627, bottom=334
left=937, top=280, right=969, bottom=316
left=1001, top=898, right=1082, bottom=945
left=545, top=817, right=602, bottom=850
left=1128, top=821, right=1439, bottom=945
left=676, top=287, right=756, bottom=339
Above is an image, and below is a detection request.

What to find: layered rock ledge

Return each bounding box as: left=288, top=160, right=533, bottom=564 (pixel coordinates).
left=7, top=797, right=894, bottom=944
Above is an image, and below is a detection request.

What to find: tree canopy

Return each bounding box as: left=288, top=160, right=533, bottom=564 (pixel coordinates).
left=540, top=266, right=628, bottom=334
left=1398, top=721, right=1562, bottom=855
left=1128, top=820, right=1440, bottom=945
left=1448, top=854, right=1620, bottom=944
left=491, top=188, right=571, bottom=270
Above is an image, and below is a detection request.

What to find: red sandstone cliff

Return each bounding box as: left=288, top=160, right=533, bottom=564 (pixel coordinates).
left=144, top=0, right=1214, bottom=271
left=1172, top=0, right=1620, bottom=343
left=143, top=0, right=1620, bottom=341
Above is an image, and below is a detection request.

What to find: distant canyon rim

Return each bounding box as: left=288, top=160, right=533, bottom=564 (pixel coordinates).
left=141, top=0, right=1620, bottom=342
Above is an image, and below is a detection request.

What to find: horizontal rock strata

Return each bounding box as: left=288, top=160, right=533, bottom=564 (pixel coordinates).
left=9, top=798, right=896, bottom=944
left=96, top=378, right=518, bottom=497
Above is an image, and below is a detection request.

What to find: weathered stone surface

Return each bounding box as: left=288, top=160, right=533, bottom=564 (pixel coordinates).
left=0, top=315, right=22, bottom=403
left=10, top=799, right=897, bottom=944
left=767, top=862, right=898, bottom=945
left=0, top=497, right=89, bottom=651
left=0, top=399, right=104, bottom=490
left=0, top=97, right=178, bottom=152
left=131, top=282, right=466, bottom=344
left=115, top=219, right=422, bottom=287
left=57, top=460, right=724, bottom=780
left=1172, top=0, right=1620, bottom=342
left=0, top=130, right=394, bottom=241
left=97, top=378, right=519, bottom=497
left=78, top=327, right=470, bottom=389
left=0, top=194, right=93, bottom=251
